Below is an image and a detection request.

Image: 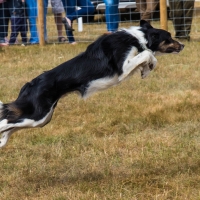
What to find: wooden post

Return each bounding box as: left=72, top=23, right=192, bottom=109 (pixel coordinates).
left=38, top=0, right=45, bottom=46
left=160, top=0, right=168, bottom=31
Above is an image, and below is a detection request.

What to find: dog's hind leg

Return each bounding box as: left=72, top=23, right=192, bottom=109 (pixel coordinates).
left=0, top=128, right=18, bottom=148
left=0, top=102, right=56, bottom=147
left=119, top=50, right=157, bottom=81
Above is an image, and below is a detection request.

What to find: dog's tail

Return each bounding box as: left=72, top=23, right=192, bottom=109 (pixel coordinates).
left=0, top=82, right=33, bottom=123
left=0, top=101, right=22, bottom=124
left=0, top=101, right=23, bottom=148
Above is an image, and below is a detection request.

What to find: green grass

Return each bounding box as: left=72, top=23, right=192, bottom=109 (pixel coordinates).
left=1, top=21, right=200, bottom=199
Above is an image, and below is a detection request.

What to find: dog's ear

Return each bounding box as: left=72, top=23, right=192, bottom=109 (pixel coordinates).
left=148, top=33, right=159, bottom=47
left=140, top=20, right=153, bottom=29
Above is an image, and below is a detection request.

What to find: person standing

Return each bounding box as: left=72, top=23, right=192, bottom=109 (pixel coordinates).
left=61, top=0, right=95, bottom=44
left=136, top=0, right=159, bottom=22
left=51, top=0, right=67, bottom=42
left=0, top=0, right=9, bottom=46
left=103, top=0, right=119, bottom=33
left=169, top=0, right=195, bottom=40
left=43, top=0, right=67, bottom=43
left=8, top=0, right=28, bottom=45
left=25, top=0, right=39, bottom=44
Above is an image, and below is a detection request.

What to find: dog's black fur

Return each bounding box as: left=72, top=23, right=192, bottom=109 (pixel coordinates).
left=0, top=20, right=184, bottom=147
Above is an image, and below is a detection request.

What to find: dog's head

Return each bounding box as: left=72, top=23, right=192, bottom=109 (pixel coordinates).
left=140, top=20, right=184, bottom=55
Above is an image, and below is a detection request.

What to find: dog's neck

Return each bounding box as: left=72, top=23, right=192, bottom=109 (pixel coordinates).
left=121, top=26, right=153, bottom=54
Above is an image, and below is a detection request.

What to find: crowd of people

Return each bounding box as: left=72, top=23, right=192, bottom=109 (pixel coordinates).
left=0, top=0, right=195, bottom=46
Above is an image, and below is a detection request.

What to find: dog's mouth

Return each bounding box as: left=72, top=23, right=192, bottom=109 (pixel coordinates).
left=170, top=48, right=183, bottom=54
left=171, top=43, right=185, bottom=54
left=157, top=40, right=185, bottom=54
left=163, top=45, right=184, bottom=54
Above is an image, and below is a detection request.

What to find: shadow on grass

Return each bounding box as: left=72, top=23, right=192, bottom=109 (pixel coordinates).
left=143, top=100, right=200, bottom=128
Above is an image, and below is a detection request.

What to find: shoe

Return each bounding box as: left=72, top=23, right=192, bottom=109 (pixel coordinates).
left=69, top=42, right=77, bottom=45
left=29, top=42, right=39, bottom=45
left=58, top=36, right=67, bottom=43
left=0, top=43, right=9, bottom=46
left=175, top=35, right=190, bottom=41
left=21, top=41, right=27, bottom=46
left=29, top=38, right=39, bottom=44
left=4, top=37, right=9, bottom=43
left=15, top=39, right=19, bottom=44
left=104, top=32, right=112, bottom=35
left=62, top=17, right=74, bottom=31
left=0, top=39, right=9, bottom=46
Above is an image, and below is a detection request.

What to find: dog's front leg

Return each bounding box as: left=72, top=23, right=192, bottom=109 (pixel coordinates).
left=119, top=50, right=157, bottom=81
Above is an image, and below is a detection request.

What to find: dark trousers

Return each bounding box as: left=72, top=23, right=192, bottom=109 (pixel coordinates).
left=0, top=2, right=10, bottom=40
left=136, top=0, right=159, bottom=22
left=169, top=0, right=195, bottom=37
left=9, top=16, right=28, bottom=44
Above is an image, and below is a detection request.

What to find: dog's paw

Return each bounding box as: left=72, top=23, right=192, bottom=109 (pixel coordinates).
left=141, top=62, right=157, bottom=79
left=149, top=54, right=157, bottom=70
left=138, top=50, right=157, bottom=79
left=0, top=131, right=9, bottom=148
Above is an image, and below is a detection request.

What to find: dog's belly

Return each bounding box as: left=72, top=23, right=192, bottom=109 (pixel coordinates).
left=84, top=75, right=119, bottom=99
left=83, top=47, right=139, bottom=99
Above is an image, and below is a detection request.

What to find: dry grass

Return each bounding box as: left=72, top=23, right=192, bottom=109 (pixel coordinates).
left=1, top=21, right=200, bottom=200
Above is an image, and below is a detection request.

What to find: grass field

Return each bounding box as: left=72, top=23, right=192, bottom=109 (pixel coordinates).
left=1, top=21, right=200, bottom=200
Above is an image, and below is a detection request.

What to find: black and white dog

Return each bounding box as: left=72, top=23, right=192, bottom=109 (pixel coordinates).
left=0, top=20, right=184, bottom=147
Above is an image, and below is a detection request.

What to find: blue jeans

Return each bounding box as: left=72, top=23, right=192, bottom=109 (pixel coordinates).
left=61, top=0, right=95, bottom=43
left=103, top=0, right=119, bottom=32
left=26, top=0, right=39, bottom=43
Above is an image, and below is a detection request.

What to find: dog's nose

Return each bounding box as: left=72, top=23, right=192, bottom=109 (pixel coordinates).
left=178, top=41, right=185, bottom=50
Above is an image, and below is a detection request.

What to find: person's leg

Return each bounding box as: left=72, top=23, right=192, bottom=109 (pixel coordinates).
left=182, top=0, right=194, bottom=37
left=136, top=0, right=146, bottom=20
left=9, top=16, right=20, bottom=44
left=141, top=0, right=158, bottom=22
left=20, top=17, right=28, bottom=43
left=0, top=2, right=9, bottom=45
left=26, top=0, right=39, bottom=43
left=169, top=0, right=184, bottom=37
left=103, top=0, right=119, bottom=32
left=51, top=0, right=66, bottom=41
left=55, top=14, right=63, bottom=37
left=61, top=0, right=76, bottom=43
left=55, top=13, right=67, bottom=40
